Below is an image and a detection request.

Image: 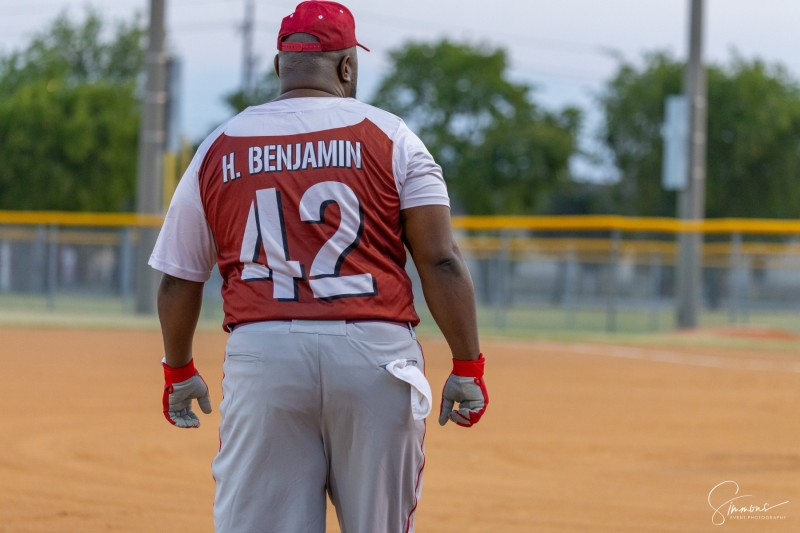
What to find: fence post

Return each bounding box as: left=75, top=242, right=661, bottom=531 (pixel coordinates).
left=649, top=252, right=663, bottom=331
left=493, top=232, right=511, bottom=330
left=46, top=224, right=58, bottom=310
left=0, top=239, right=10, bottom=293
left=605, top=229, right=621, bottom=333
left=30, top=225, right=45, bottom=294
left=564, top=249, right=578, bottom=329
left=741, top=255, right=751, bottom=324
left=119, top=227, right=134, bottom=305
left=728, top=231, right=742, bottom=324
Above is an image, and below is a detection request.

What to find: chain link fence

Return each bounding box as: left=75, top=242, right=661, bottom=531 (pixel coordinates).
left=1, top=213, right=798, bottom=334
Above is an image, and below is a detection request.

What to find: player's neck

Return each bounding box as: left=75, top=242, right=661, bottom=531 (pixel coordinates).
left=273, top=88, right=341, bottom=101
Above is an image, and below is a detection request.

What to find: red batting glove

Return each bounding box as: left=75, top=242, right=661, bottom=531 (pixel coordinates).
left=438, top=354, right=489, bottom=427
left=162, top=359, right=212, bottom=428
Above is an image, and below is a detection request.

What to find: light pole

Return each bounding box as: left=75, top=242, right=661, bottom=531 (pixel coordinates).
left=676, top=0, right=707, bottom=328
left=241, top=0, right=257, bottom=99
left=134, top=0, right=168, bottom=314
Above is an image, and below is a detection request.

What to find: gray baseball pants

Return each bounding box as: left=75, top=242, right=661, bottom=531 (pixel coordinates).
left=211, top=320, right=427, bottom=533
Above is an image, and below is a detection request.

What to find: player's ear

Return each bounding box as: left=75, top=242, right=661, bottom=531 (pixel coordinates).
left=338, top=54, right=352, bottom=84
left=274, top=54, right=280, bottom=77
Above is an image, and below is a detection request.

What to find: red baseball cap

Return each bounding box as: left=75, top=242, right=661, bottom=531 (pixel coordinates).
left=277, top=1, right=369, bottom=52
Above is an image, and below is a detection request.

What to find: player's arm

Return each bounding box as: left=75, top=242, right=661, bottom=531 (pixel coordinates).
left=158, top=273, right=204, bottom=368
left=402, top=205, right=479, bottom=360
left=402, top=205, right=488, bottom=427
left=148, top=133, right=222, bottom=428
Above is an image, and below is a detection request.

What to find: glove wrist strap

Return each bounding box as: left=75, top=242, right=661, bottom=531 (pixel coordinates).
left=451, top=353, right=485, bottom=377
left=163, top=358, right=197, bottom=383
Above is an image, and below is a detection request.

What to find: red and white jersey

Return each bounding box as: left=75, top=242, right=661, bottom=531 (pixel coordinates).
left=149, top=97, right=449, bottom=331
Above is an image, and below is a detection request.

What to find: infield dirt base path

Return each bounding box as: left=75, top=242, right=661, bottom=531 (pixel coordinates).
left=0, top=326, right=798, bottom=532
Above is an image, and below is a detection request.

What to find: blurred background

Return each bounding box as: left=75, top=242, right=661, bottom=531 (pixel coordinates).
left=0, top=0, right=798, bottom=334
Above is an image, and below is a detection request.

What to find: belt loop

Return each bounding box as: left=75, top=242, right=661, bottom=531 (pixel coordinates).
left=408, top=322, right=417, bottom=340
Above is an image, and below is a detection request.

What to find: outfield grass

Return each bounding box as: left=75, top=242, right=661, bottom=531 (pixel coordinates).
left=0, top=293, right=158, bottom=330
left=1, top=292, right=796, bottom=343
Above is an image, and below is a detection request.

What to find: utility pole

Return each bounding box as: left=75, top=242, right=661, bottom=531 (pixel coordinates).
left=134, top=0, right=168, bottom=314
left=676, top=0, right=707, bottom=328
left=241, top=0, right=256, bottom=99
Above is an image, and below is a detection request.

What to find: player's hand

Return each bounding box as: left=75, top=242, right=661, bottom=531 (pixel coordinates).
left=438, top=354, right=488, bottom=427
left=162, top=359, right=212, bottom=428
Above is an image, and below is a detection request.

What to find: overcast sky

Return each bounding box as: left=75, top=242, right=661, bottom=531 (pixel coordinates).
left=2, top=0, right=800, bottom=169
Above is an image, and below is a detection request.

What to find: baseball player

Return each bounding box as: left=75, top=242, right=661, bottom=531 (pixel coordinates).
left=150, top=2, right=488, bottom=531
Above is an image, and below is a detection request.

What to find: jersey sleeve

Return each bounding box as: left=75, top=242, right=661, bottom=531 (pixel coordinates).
left=148, top=150, right=217, bottom=283
left=393, top=122, right=450, bottom=210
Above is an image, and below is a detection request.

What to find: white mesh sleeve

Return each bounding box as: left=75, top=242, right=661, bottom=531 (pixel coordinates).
left=393, top=122, right=450, bottom=210
left=148, top=153, right=217, bottom=282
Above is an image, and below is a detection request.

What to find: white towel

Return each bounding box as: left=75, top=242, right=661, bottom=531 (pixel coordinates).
left=385, top=359, right=433, bottom=420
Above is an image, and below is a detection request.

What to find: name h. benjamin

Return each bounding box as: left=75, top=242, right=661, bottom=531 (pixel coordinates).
left=221, top=140, right=363, bottom=183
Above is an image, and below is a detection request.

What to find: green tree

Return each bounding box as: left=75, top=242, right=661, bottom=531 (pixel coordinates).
left=371, top=40, right=580, bottom=214
left=223, top=71, right=281, bottom=114
left=600, top=51, right=800, bottom=218
left=0, top=9, right=143, bottom=211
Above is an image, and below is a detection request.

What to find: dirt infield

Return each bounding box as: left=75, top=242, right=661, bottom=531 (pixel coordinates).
left=0, top=326, right=798, bottom=532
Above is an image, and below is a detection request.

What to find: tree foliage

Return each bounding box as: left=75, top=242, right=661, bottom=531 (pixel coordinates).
left=601, top=51, right=800, bottom=218
left=371, top=40, right=580, bottom=214
left=0, top=9, right=143, bottom=211
left=223, top=71, right=281, bottom=114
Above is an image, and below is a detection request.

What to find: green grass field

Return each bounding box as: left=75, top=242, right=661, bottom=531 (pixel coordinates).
left=1, top=292, right=797, bottom=343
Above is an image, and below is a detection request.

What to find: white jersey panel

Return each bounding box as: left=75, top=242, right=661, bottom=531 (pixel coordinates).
left=148, top=121, right=228, bottom=282
left=391, top=122, right=448, bottom=210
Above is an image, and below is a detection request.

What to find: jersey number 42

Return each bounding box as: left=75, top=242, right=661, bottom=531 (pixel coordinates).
left=239, top=181, right=377, bottom=301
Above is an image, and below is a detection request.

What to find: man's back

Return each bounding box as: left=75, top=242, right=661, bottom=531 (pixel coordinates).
left=153, top=97, right=448, bottom=330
